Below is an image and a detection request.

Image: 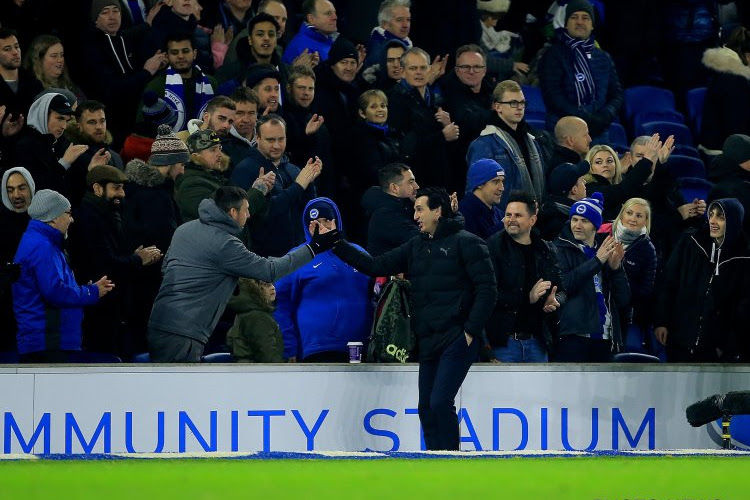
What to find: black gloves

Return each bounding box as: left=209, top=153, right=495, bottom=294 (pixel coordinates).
left=307, top=225, right=342, bottom=256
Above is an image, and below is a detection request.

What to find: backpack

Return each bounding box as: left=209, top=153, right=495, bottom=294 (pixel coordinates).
left=367, top=278, right=415, bottom=363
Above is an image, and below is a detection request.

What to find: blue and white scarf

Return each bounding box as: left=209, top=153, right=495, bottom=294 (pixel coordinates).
left=582, top=244, right=609, bottom=339
left=559, top=31, right=596, bottom=107
left=163, top=65, right=215, bottom=132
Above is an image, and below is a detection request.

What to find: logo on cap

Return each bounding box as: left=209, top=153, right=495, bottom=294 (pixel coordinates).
left=309, top=208, right=319, bottom=219
left=576, top=204, right=587, bottom=214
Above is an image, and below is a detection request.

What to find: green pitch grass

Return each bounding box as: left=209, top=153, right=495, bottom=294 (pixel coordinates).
left=1, top=456, right=748, bottom=500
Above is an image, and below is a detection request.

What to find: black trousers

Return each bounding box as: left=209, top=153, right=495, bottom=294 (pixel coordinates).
left=418, top=333, right=479, bottom=451
left=554, top=335, right=613, bottom=363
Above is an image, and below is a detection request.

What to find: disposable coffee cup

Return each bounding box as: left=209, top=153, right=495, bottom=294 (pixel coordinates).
left=347, top=342, right=363, bottom=363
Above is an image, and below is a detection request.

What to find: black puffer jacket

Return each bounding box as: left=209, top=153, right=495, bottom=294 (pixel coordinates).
left=361, top=187, right=419, bottom=256
left=334, top=217, right=497, bottom=360
left=485, top=229, right=566, bottom=349
left=553, top=225, right=631, bottom=352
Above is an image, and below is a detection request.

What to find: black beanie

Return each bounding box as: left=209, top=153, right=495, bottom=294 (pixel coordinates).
left=565, top=0, right=594, bottom=26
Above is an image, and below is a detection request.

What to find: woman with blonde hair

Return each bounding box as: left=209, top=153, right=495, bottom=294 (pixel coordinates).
left=24, top=35, right=85, bottom=101
left=610, top=197, right=662, bottom=359
left=584, top=138, right=659, bottom=220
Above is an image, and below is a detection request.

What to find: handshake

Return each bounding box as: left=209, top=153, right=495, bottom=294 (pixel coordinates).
left=307, top=223, right=342, bottom=256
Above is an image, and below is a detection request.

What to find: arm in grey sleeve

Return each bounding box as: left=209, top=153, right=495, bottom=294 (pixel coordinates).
left=219, top=238, right=314, bottom=282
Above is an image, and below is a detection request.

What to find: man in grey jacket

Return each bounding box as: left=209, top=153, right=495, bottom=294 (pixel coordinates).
left=147, top=185, right=339, bottom=362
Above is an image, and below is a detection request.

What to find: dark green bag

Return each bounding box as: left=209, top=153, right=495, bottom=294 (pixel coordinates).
left=367, top=278, right=415, bottom=363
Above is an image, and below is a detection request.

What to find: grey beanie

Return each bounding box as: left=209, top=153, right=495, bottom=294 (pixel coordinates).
left=27, top=189, right=71, bottom=222
left=1, top=167, right=36, bottom=211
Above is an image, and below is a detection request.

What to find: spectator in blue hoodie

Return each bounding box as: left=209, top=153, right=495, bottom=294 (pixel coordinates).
left=274, top=197, right=373, bottom=362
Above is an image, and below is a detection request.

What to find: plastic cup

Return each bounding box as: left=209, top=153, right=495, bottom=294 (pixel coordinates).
left=347, top=342, right=363, bottom=363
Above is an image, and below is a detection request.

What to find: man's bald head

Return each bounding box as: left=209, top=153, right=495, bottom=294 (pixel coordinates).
left=554, top=116, right=591, bottom=155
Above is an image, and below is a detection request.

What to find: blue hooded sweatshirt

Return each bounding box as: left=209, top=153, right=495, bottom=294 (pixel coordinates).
left=274, top=197, right=373, bottom=359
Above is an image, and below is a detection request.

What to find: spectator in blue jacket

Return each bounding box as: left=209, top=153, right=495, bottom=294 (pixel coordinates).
left=459, top=158, right=505, bottom=240
left=282, top=0, right=339, bottom=65
left=13, top=189, right=113, bottom=362
left=275, top=197, right=373, bottom=362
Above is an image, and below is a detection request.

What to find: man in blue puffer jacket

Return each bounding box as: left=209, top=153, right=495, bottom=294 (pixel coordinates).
left=13, top=190, right=113, bottom=362
left=275, top=197, right=373, bottom=362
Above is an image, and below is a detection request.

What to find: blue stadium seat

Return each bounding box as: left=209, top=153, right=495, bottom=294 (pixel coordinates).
left=526, top=118, right=546, bottom=131
left=612, top=352, right=662, bottom=363
left=623, top=86, right=676, bottom=124
left=672, top=144, right=701, bottom=158
left=132, top=352, right=151, bottom=363
left=665, top=155, right=706, bottom=179
left=638, top=121, right=694, bottom=147
left=521, top=85, right=546, bottom=121
left=608, top=122, right=628, bottom=148
left=677, top=177, right=713, bottom=202
left=67, top=351, right=122, bottom=363
left=201, top=352, right=234, bottom=363
left=686, top=87, right=707, bottom=137
left=632, top=109, right=685, bottom=136
left=0, top=351, right=20, bottom=363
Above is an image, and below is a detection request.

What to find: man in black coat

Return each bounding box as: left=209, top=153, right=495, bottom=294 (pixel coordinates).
left=387, top=47, right=458, bottom=188
left=79, top=1, right=168, bottom=148
left=440, top=44, right=494, bottom=193
left=537, top=161, right=589, bottom=241
left=486, top=190, right=566, bottom=362
left=68, top=165, right=162, bottom=359
left=334, top=187, right=497, bottom=451
left=708, top=134, right=750, bottom=236
left=546, top=116, right=591, bottom=180
left=552, top=192, right=631, bottom=362
left=361, top=163, right=420, bottom=256
left=0, top=167, right=35, bottom=351
left=0, top=28, right=43, bottom=120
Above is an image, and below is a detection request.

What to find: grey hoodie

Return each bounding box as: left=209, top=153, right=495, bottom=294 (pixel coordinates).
left=26, top=93, right=59, bottom=135
left=148, top=198, right=314, bottom=343
left=1, top=167, right=36, bottom=212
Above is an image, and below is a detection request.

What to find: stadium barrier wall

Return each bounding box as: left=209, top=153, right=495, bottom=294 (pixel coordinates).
left=1, top=364, right=748, bottom=454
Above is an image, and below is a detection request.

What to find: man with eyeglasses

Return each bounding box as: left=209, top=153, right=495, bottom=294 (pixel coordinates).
left=537, top=0, right=623, bottom=141
left=13, top=189, right=114, bottom=363
left=467, top=80, right=545, bottom=214
left=440, top=44, right=494, bottom=193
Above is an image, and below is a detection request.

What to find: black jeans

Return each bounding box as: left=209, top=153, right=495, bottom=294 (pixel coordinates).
left=418, top=333, right=479, bottom=451
left=554, top=335, right=613, bottom=362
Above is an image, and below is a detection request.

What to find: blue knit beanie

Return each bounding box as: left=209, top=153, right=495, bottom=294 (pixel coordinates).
left=570, top=191, right=604, bottom=229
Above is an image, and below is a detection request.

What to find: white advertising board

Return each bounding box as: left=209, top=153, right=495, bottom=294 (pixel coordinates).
left=0, top=365, right=747, bottom=454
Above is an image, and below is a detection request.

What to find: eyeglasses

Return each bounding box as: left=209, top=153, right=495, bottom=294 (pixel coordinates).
left=497, top=100, right=527, bottom=108
left=456, top=64, right=486, bottom=72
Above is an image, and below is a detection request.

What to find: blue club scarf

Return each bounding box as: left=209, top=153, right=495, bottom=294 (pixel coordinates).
left=582, top=244, right=607, bottom=339
left=163, top=65, right=215, bottom=132
left=559, top=31, right=596, bottom=107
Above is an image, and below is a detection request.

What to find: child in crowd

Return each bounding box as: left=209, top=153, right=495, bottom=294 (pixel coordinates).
left=227, top=278, right=284, bottom=363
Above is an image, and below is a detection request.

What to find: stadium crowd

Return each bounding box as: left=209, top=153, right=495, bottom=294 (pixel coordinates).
left=2, top=0, right=750, bottom=370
